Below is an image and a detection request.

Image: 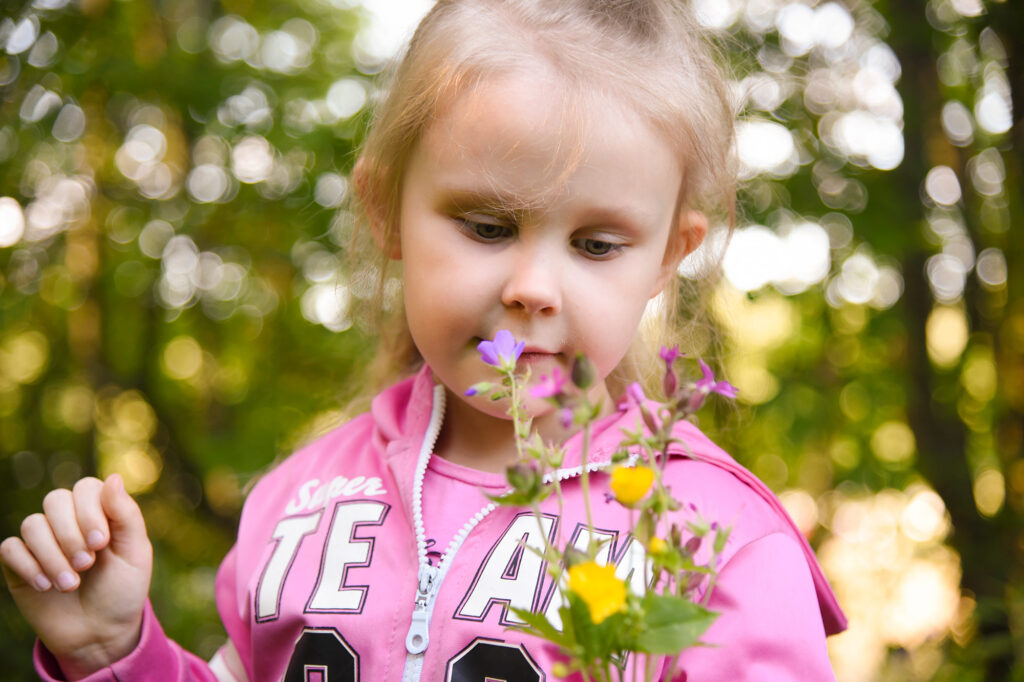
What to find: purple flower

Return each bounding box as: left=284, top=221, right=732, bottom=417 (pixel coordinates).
left=477, top=330, right=524, bottom=370
left=626, top=382, right=647, bottom=406
left=696, top=359, right=738, bottom=399
left=530, top=367, right=568, bottom=399
left=625, top=382, right=661, bottom=433
left=559, top=406, right=574, bottom=429
left=659, top=345, right=682, bottom=367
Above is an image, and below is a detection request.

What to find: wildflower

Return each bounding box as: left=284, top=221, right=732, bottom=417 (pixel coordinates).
left=686, top=360, right=738, bottom=411
left=530, top=366, right=568, bottom=399
left=695, top=359, right=738, bottom=399
left=477, top=330, right=525, bottom=371
left=610, top=465, right=655, bottom=507
left=567, top=561, right=626, bottom=624
left=659, top=345, right=682, bottom=367
left=648, top=536, right=667, bottom=554
left=626, top=382, right=646, bottom=406
left=625, top=382, right=661, bottom=433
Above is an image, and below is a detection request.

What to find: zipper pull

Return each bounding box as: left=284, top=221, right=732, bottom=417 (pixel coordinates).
left=405, top=564, right=438, bottom=654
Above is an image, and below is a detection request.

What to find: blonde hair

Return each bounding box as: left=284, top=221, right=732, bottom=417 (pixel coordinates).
left=351, top=0, right=736, bottom=399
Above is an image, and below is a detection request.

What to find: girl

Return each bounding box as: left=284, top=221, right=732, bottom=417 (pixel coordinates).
left=2, top=1, right=846, bottom=680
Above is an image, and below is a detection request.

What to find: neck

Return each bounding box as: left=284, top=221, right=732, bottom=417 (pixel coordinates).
left=433, top=382, right=615, bottom=474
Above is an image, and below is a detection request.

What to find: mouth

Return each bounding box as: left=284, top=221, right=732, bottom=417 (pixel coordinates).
left=516, top=349, right=564, bottom=370
left=471, top=337, right=562, bottom=361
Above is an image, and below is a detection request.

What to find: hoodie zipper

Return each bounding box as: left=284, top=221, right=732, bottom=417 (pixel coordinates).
left=401, top=385, right=501, bottom=682
left=399, top=385, right=618, bottom=682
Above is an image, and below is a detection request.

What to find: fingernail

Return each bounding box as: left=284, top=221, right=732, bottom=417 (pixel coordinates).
left=34, top=575, right=52, bottom=592
left=72, top=551, right=92, bottom=571
left=86, top=530, right=105, bottom=549
left=56, top=571, right=78, bottom=591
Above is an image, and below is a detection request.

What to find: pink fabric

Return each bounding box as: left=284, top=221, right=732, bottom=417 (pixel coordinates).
left=34, top=366, right=845, bottom=681
left=421, top=455, right=506, bottom=566
left=34, top=601, right=217, bottom=682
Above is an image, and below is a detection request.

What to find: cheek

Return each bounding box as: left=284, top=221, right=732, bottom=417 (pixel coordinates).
left=573, top=283, right=651, bottom=373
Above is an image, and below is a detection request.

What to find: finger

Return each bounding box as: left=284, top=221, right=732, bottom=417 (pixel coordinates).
left=42, top=488, right=94, bottom=572
left=19, top=514, right=80, bottom=592
left=100, top=474, right=150, bottom=563
left=72, top=477, right=110, bottom=552
left=1, top=536, right=53, bottom=592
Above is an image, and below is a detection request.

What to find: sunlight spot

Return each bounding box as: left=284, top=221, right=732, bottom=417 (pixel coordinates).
left=326, top=78, right=367, bottom=120
left=973, top=468, right=1004, bottom=517
left=975, top=248, right=1007, bottom=289
left=162, top=336, right=204, bottom=381
left=924, top=166, right=961, bottom=206
left=900, top=488, right=949, bottom=544
left=925, top=305, right=968, bottom=367
left=736, top=119, right=796, bottom=178
left=871, top=421, right=916, bottom=466
left=975, top=90, right=1012, bottom=135
left=941, top=101, right=973, bottom=146
left=0, top=196, right=25, bottom=247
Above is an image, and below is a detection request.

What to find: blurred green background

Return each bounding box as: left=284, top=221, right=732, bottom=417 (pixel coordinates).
left=0, top=0, right=1020, bottom=680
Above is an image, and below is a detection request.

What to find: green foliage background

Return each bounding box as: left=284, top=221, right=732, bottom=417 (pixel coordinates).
left=0, top=0, right=1021, bottom=680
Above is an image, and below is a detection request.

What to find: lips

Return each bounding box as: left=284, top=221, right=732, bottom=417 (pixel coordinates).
left=517, top=350, right=561, bottom=367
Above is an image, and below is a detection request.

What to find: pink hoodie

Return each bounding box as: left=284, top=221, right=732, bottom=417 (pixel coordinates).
left=36, top=366, right=845, bottom=681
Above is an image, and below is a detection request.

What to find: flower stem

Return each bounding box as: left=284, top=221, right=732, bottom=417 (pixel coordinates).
left=507, top=370, right=526, bottom=462
left=579, top=420, right=596, bottom=554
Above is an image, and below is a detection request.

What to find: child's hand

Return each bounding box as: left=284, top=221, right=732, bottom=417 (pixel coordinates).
left=0, top=474, right=153, bottom=679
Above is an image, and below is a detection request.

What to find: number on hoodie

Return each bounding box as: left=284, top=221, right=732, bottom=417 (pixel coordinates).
left=283, top=628, right=358, bottom=682
left=284, top=632, right=542, bottom=681
left=446, top=638, right=543, bottom=682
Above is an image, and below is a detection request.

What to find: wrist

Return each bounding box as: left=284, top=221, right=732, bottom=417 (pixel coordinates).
left=51, top=620, right=143, bottom=681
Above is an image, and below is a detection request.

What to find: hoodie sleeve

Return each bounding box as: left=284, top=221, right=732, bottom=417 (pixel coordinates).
left=33, top=600, right=223, bottom=682
left=669, top=532, right=837, bottom=681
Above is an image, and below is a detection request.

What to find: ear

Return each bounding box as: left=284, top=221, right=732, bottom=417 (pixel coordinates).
left=353, top=156, right=402, bottom=259
left=651, top=210, right=708, bottom=297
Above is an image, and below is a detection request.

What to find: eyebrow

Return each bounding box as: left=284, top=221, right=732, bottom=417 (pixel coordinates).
left=441, top=187, right=541, bottom=222
left=440, top=186, right=657, bottom=234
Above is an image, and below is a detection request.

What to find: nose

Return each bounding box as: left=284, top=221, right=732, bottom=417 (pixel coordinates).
left=500, top=247, right=562, bottom=315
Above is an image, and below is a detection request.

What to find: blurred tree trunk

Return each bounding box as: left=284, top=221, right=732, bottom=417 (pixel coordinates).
left=891, top=0, right=1022, bottom=676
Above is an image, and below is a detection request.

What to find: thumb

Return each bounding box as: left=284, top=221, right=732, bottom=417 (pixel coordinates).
left=100, top=474, right=150, bottom=562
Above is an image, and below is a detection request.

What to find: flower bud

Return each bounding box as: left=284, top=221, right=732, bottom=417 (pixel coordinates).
left=506, top=462, right=539, bottom=494
left=570, top=352, right=595, bottom=389
left=663, top=368, right=678, bottom=399
left=562, top=546, right=589, bottom=569
left=684, top=536, right=702, bottom=556
left=465, top=381, right=492, bottom=397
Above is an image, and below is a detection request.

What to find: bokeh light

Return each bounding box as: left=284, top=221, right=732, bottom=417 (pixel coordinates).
left=0, top=196, right=25, bottom=247
left=823, top=485, right=961, bottom=682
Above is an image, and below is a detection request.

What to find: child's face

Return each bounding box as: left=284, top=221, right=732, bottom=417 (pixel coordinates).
left=397, top=71, right=691, bottom=422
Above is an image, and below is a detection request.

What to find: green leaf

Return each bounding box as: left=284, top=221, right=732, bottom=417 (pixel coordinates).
left=509, top=607, right=568, bottom=646
left=632, top=594, right=718, bottom=655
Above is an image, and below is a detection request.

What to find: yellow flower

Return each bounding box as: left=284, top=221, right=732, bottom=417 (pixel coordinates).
left=648, top=536, right=667, bottom=554
left=610, top=465, right=655, bottom=507
left=567, top=561, right=626, bottom=624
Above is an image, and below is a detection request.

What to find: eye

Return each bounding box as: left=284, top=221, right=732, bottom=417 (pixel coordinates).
left=458, top=217, right=513, bottom=242
left=574, top=238, right=623, bottom=259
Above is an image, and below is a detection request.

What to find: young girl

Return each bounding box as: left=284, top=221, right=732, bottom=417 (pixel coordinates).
left=2, top=1, right=846, bottom=680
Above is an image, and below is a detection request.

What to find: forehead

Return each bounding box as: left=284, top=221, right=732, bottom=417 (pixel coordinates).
left=414, top=69, right=682, bottom=214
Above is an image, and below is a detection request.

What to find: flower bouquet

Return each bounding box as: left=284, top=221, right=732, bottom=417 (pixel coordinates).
left=468, top=331, right=737, bottom=682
